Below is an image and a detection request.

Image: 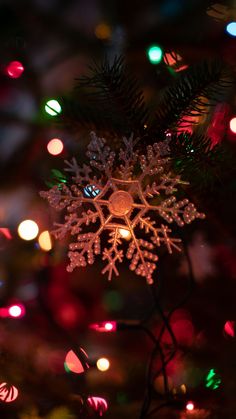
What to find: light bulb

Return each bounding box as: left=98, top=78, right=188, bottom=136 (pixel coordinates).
left=96, top=357, right=110, bottom=372
left=18, top=220, right=39, bottom=241
left=47, top=138, right=64, bottom=155
left=45, top=99, right=62, bottom=116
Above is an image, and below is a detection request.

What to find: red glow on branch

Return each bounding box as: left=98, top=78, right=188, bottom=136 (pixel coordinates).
left=87, top=396, right=108, bottom=416
left=90, top=321, right=117, bottom=332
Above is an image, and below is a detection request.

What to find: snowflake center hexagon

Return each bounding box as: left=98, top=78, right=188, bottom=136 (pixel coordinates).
left=108, top=190, right=133, bottom=216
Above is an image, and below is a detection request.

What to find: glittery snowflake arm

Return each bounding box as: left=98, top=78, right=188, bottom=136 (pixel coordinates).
left=68, top=232, right=101, bottom=271
left=101, top=228, right=124, bottom=280
left=144, top=173, right=187, bottom=198
left=139, top=143, right=170, bottom=182
left=86, top=131, right=115, bottom=177
left=139, top=217, right=182, bottom=253
left=40, top=184, right=82, bottom=211
left=118, top=134, right=138, bottom=179
left=158, top=197, right=205, bottom=226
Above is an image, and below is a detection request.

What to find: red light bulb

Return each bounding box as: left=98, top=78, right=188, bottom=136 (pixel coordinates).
left=6, top=61, right=24, bottom=79
left=87, top=396, right=108, bottom=416
left=224, top=320, right=235, bottom=338
left=90, top=321, right=117, bottom=332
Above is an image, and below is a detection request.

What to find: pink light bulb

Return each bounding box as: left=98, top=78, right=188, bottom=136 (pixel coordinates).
left=8, top=304, right=25, bottom=318
left=89, top=321, right=117, bottom=332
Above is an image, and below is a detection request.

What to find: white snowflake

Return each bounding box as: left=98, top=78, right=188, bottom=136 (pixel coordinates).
left=40, top=132, right=205, bottom=284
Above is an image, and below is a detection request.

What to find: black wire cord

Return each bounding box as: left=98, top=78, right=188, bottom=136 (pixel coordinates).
left=139, top=235, right=195, bottom=418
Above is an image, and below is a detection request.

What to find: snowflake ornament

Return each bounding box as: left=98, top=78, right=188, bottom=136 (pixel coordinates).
left=40, top=132, right=205, bottom=284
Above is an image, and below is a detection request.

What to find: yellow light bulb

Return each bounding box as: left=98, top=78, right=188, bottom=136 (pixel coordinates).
left=229, top=117, right=236, bottom=134
left=119, top=228, right=131, bottom=240
left=96, top=357, right=110, bottom=372
left=17, top=220, right=39, bottom=241
left=38, top=230, right=52, bottom=251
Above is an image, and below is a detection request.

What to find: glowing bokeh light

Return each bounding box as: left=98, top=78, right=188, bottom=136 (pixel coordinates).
left=96, top=357, right=110, bottom=372
left=38, top=230, right=52, bottom=251
left=0, top=228, right=12, bottom=240
left=8, top=304, right=25, bottom=318
left=147, top=45, right=163, bottom=64
left=95, top=23, right=111, bottom=40
left=87, top=396, right=108, bottom=415
left=47, top=138, right=64, bottom=156
left=17, top=219, right=39, bottom=241
left=226, top=22, right=236, bottom=37
left=163, top=51, right=188, bottom=72
left=0, top=383, right=19, bottom=403
left=64, top=350, right=85, bottom=374
left=224, top=320, right=235, bottom=338
left=90, top=321, right=117, bottom=332
left=229, top=117, right=236, bottom=134
left=186, top=401, right=194, bottom=411
left=205, top=369, right=221, bottom=390
left=45, top=99, right=62, bottom=116
left=119, top=228, right=131, bottom=240
left=105, top=322, right=114, bottom=331
left=6, top=61, right=24, bottom=78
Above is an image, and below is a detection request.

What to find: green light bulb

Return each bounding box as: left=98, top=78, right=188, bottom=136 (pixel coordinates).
left=205, top=369, right=221, bottom=390
left=147, top=45, right=163, bottom=64
left=45, top=99, right=62, bottom=116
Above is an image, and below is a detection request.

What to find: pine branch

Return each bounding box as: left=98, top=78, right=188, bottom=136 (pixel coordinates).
left=168, top=131, right=234, bottom=193
left=152, top=60, right=231, bottom=135
left=62, top=57, right=149, bottom=136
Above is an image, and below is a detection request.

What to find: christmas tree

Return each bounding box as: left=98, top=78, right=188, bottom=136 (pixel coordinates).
left=0, top=1, right=236, bottom=418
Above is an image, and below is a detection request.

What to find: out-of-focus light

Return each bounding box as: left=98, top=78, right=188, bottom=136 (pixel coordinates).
left=163, top=51, right=188, bottom=72
left=0, top=383, right=19, bottom=403
left=186, top=401, right=194, bottom=411
left=17, top=219, right=39, bottom=241
left=90, top=321, right=117, bottom=333
left=0, top=228, right=12, bottom=240
left=95, top=23, right=112, bottom=40
left=64, top=350, right=87, bottom=374
left=226, top=22, right=236, bottom=37
left=45, top=99, right=62, bottom=116
left=87, top=396, right=108, bottom=416
left=6, top=61, right=24, bottom=78
left=229, top=117, right=236, bottom=133
left=205, top=369, right=221, bottom=390
left=147, top=45, right=163, bottom=64
left=84, top=185, right=100, bottom=198
left=47, top=138, right=64, bottom=156
left=97, top=357, right=110, bottom=372
left=224, top=320, right=235, bottom=338
left=38, top=230, right=52, bottom=251
left=119, top=228, right=131, bottom=240
left=8, top=303, right=25, bottom=318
